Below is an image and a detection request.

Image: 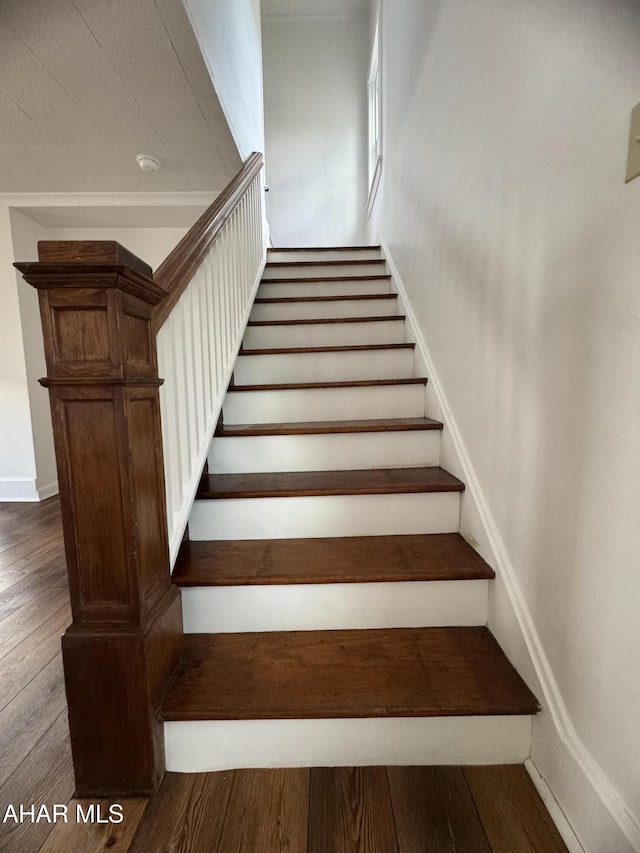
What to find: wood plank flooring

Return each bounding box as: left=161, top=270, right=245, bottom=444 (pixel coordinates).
left=0, top=499, right=75, bottom=853
left=38, top=766, right=569, bottom=852
left=0, top=498, right=567, bottom=852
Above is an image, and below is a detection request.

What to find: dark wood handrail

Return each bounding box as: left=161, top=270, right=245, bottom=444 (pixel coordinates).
left=152, top=151, right=264, bottom=333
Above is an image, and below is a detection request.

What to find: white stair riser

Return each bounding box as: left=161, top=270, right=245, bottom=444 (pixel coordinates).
left=188, top=492, right=460, bottom=540
left=258, top=278, right=391, bottom=298
left=165, top=716, right=532, bottom=772
left=223, top=384, right=425, bottom=424
left=244, top=319, right=406, bottom=348
left=263, top=262, right=386, bottom=279
left=234, top=348, right=414, bottom=384
left=251, top=298, right=397, bottom=321
left=181, top=580, right=488, bottom=633
left=267, top=249, right=382, bottom=262
left=209, top=430, right=441, bottom=473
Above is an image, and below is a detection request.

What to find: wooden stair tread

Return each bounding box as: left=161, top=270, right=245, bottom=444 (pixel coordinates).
left=261, top=274, right=392, bottom=283
left=239, top=343, right=414, bottom=356
left=172, top=533, right=494, bottom=586
left=266, top=259, right=386, bottom=268
left=254, top=293, right=397, bottom=304
left=161, top=627, right=540, bottom=720
left=268, top=245, right=381, bottom=252
left=197, top=466, right=464, bottom=499
left=229, top=377, right=427, bottom=392
left=216, top=417, right=443, bottom=437
left=248, top=315, right=404, bottom=327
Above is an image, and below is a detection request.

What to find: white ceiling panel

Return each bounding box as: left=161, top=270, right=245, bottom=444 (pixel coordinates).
left=0, top=147, right=100, bottom=193
left=30, top=40, right=165, bottom=146
left=100, top=41, right=217, bottom=161
left=153, top=0, right=201, bottom=43
left=70, top=0, right=172, bottom=45
left=0, top=0, right=96, bottom=47
left=0, top=95, right=57, bottom=148
left=170, top=38, right=242, bottom=174
left=0, top=27, right=104, bottom=148
left=0, top=0, right=242, bottom=193
left=61, top=146, right=158, bottom=192
left=0, top=150, right=50, bottom=193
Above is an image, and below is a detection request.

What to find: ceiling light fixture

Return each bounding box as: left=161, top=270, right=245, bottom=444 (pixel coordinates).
left=136, top=154, right=161, bottom=173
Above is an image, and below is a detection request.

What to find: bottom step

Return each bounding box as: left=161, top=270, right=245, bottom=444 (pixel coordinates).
left=162, top=627, right=539, bottom=771
left=165, top=716, right=533, bottom=772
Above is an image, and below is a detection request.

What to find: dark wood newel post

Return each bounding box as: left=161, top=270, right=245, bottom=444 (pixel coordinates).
left=15, top=241, right=184, bottom=797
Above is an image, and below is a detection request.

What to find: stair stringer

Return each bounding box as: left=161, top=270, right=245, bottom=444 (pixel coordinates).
left=382, top=241, right=637, bottom=853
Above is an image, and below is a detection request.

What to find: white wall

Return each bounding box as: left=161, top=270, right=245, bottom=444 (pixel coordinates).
left=184, top=0, right=265, bottom=160
left=46, top=226, right=188, bottom=272
left=262, top=18, right=368, bottom=246
left=371, top=1, right=640, bottom=850
left=0, top=206, right=38, bottom=500
left=9, top=210, right=58, bottom=499
left=2, top=199, right=195, bottom=503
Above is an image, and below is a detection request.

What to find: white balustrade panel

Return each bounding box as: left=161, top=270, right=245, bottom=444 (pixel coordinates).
left=157, top=173, right=267, bottom=566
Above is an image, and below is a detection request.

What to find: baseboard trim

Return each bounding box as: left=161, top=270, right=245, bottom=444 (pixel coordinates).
left=525, top=759, right=587, bottom=853
left=37, top=480, right=59, bottom=500
left=381, top=240, right=640, bottom=853
left=0, top=477, right=38, bottom=501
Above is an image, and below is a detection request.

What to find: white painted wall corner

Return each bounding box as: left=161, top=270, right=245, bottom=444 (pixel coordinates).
left=37, top=480, right=59, bottom=501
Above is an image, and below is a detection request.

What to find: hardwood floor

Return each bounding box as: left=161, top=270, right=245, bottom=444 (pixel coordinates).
left=0, top=498, right=568, bottom=852
left=0, top=500, right=74, bottom=853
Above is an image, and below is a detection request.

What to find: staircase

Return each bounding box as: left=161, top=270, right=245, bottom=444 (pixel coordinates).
left=163, top=245, right=539, bottom=772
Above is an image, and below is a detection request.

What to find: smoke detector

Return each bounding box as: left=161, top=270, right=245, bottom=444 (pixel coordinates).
left=136, top=154, right=161, bottom=173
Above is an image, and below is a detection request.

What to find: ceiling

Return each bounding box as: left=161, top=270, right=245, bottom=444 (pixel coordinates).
left=0, top=0, right=242, bottom=194
left=261, top=0, right=368, bottom=20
